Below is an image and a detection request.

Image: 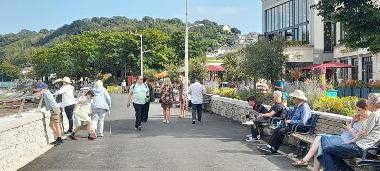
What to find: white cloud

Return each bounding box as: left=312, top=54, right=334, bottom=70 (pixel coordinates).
left=192, top=6, right=248, bottom=17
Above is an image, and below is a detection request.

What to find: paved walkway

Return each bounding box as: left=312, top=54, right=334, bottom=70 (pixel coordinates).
left=20, top=94, right=308, bottom=171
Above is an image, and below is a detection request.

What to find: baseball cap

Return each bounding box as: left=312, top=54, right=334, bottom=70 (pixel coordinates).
left=38, top=82, right=48, bottom=90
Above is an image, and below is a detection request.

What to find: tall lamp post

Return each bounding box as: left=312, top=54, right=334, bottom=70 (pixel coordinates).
left=185, top=0, right=203, bottom=95
left=131, top=33, right=144, bottom=77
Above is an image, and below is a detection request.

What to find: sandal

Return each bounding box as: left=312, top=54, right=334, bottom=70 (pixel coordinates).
left=291, top=160, right=308, bottom=167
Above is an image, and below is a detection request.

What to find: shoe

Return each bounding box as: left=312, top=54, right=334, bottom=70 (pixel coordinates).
left=50, top=140, right=58, bottom=145
left=137, top=126, right=142, bottom=131
left=257, top=145, right=275, bottom=154
left=88, top=133, right=97, bottom=140
left=162, top=120, right=167, bottom=123
left=64, top=130, right=73, bottom=135
left=166, top=120, right=170, bottom=124
left=98, top=133, right=104, bottom=137
left=69, top=134, right=78, bottom=140
left=192, top=120, right=195, bottom=124
left=55, top=139, right=63, bottom=146
left=246, top=134, right=253, bottom=138
left=292, top=160, right=309, bottom=168
left=246, top=137, right=260, bottom=142
left=242, top=120, right=255, bottom=125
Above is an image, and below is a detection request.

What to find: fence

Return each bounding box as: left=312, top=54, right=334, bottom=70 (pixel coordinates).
left=336, top=88, right=380, bottom=98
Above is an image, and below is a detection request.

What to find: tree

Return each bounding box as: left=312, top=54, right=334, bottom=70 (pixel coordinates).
left=189, top=56, right=208, bottom=82
left=231, top=28, right=242, bottom=35
left=165, top=63, right=182, bottom=83
left=244, top=36, right=287, bottom=82
left=0, top=63, right=21, bottom=81
left=313, top=0, right=380, bottom=53
left=143, top=68, right=158, bottom=80
left=222, top=49, right=247, bottom=81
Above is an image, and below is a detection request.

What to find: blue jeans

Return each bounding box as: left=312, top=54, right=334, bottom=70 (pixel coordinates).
left=64, top=104, right=75, bottom=132
left=321, top=143, right=363, bottom=171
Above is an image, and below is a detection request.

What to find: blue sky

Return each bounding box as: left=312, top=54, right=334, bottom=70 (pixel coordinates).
left=0, top=0, right=262, bottom=34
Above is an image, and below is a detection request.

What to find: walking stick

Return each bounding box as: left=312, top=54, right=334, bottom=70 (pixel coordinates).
left=109, top=109, right=112, bottom=136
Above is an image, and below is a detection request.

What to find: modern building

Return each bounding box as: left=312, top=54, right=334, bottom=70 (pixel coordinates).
left=262, top=0, right=379, bottom=81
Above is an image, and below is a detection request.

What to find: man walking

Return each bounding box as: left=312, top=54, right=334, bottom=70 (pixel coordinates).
left=189, top=79, right=206, bottom=124
left=142, top=78, right=154, bottom=123
left=121, top=80, right=127, bottom=93
left=54, top=77, right=76, bottom=134
left=128, top=76, right=149, bottom=131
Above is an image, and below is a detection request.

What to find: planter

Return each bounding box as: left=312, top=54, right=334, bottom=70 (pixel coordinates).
left=343, top=88, right=352, bottom=97
left=352, top=88, right=361, bottom=97
left=326, top=89, right=338, bottom=97
left=337, top=88, right=345, bottom=97
left=360, top=88, right=370, bottom=98
left=371, top=89, right=380, bottom=93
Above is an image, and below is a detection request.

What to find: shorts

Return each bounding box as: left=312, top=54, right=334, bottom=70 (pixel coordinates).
left=50, top=107, right=61, bottom=123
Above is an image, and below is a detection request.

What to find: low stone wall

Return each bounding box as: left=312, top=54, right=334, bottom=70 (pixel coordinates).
left=0, top=109, right=68, bottom=171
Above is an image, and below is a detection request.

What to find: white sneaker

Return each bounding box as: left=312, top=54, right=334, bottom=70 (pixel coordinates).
left=246, top=136, right=259, bottom=142
left=166, top=120, right=170, bottom=124
left=162, top=120, right=167, bottom=123
left=98, top=133, right=104, bottom=137
left=246, top=134, right=253, bottom=138
left=242, top=120, right=255, bottom=125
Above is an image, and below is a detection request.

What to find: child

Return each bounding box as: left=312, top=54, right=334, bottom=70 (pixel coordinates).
left=36, top=82, right=63, bottom=146
left=69, top=90, right=97, bottom=140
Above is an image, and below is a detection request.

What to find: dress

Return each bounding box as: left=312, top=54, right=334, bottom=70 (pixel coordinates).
left=160, top=85, right=173, bottom=109
left=179, top=81, right=187, bottom=109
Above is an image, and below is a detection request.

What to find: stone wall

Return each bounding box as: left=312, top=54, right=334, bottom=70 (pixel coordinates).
left=0, top=109, right=68, bottom=171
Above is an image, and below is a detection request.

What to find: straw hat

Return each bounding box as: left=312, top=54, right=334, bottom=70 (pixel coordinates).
left=289, top=90, right=308, bottom=101
left=54, top=77, right=72, bottom=84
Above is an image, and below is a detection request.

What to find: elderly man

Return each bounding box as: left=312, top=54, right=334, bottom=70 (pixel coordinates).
left=321, top=93, right=380, bottom=171
left=257, top=90, right=312, bottom=154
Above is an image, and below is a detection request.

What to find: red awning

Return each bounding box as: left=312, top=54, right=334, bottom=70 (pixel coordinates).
left=302, top=61, right=354, bottom=70
left=207, top=65, right=224, bottom=72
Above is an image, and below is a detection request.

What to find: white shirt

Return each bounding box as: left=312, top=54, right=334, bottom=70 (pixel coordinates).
left=54, top=84, right=76, bottom=107
left=189, top=82, right=205, bottom=104
left=121, top=81, right=126, bottom=87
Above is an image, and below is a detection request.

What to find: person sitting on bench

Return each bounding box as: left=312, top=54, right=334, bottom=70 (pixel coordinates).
left=242, top=96, right=269, bottom=139
left=257, top=90, right=311, bottom=154
left=245, top=91, right=284, bottom=142
left=292, top=99, right=369, bottom=170
left=321, top=93, right=380, bottom=171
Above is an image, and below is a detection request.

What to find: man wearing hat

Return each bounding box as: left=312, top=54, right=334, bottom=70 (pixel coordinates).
left=257, top=90, right=312, bottom=154
left=54, top=77, right=76, bottom=134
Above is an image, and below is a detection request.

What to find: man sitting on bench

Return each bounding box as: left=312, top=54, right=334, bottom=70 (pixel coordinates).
left=244, top=91, right=285, bottom=142
left=242, top=96, right=269, bottom=141
left=257, top=90, right=311, bottom=154
left=321, top=93, right=380, bottom=171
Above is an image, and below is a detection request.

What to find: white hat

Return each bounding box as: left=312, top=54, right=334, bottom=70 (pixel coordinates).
left=62, top=77, right=72, bottom=84
left=289, top=90, right=308, bottom=101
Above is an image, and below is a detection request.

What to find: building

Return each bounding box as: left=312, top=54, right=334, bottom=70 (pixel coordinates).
left=262, top=0, right=379, bottom=82
left=223, top=25, right=232, bottom=33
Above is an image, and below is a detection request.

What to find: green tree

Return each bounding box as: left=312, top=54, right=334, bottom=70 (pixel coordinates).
left=143, top=68, right=158, bottom=80
left=165, top=63, right=182, bottom=83
left=244, top=36, right=287, bottom=82
left=222, top=49, right=247, bottom=81
left=312, top=0, right=380, bottom=53
left=0, top=63, right=21, bottom=81
left=189, top=56, right=208, bottom=82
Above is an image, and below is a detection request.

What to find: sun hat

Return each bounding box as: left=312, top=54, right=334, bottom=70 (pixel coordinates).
left=289, top=90, right=308, bottom=101
left=38, top=82, right=48, bottom=90
left=62, top=77, right=72, bottom=84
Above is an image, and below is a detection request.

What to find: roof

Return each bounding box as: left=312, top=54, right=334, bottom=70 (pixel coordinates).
left=207, top=65, right=224, bottom=72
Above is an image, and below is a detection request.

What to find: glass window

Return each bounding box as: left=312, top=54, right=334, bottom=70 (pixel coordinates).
left=303, top=0, right=307, bottom=23
left=269, top=10, right=272, bottom=32
left=306, top=23, right=310, bottom=42
left=298, top=25, right=302, bottom=40
left=272, top=8, right=275, bottom=31
left=289, top=0, right=293, bottom=27
left=279, top=6, right=282, bottom=29
left=306, top=0, right=310, bottom=21
left=302, top=24, right=307, bottom=41
left=275, top=7, right=278, bottom=30
left=295, top=0, right=299, bottom=25
left=351, top=58, right=358, bottom=80
left=285, top=3, right=289, bottom=27
left=362, top=57, right=373, bottom=82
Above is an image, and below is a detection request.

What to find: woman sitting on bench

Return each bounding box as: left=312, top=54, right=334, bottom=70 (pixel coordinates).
left=292, top=99, right=369, bottom=170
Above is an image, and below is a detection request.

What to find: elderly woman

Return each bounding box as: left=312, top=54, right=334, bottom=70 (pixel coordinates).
left=91, top=80, right=111, bottom=137
left=292, top=99, right=369, bottom=170
left=321, top=93, right=380, bottom=171
left=160, top=77, right=174, bottom=123
left=178, top=75, right=187, bottom=118
left=257, top=90, right=312, bottom=154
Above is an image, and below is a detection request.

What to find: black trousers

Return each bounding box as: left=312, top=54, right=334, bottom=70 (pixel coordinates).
left=251, top=117, right=271, bottom=139
left=268, top=124, right=309, bottom=151
left=192, top=104, right=202, bottom=121
left=133, top=103, right=144, bottom=128
left=142, top=102, right=150, bottom=122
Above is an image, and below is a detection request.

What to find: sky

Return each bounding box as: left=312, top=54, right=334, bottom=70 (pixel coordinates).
left=0, top=0, right=262, bottom=34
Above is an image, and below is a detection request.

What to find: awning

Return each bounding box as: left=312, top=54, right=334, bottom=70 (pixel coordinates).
left=302, top=61, right=354, bottom=70
left=207, top=65, right=224, bottom=72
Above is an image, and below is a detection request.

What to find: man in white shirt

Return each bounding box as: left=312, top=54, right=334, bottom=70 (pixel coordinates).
left=189, top=80, right=206, bottom=124
left=54, top=77, right=76, bottom=134
left=121, top=80, right=127, bottom=93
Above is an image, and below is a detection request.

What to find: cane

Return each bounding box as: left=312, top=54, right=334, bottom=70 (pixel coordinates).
left=109, top=109, right=112, bottom=136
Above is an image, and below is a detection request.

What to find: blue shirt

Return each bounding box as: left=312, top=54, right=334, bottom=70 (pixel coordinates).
left=42, top=90, right=58, bottom=111
left=285, top=102, right=312, bottom=125
left=340, top=121, right=362, bottom=143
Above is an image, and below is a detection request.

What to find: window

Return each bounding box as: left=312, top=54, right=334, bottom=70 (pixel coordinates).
left=289, top=1, right=293, bottom=27
left=295, top=0, right=299, bottom=25
left=362, top=57, right=373, bottom=82
left=351, top=58, right=358, bottom=80
left=324, top=22, right=335, bottom=52
left=340, top=60, right=349, bottom=80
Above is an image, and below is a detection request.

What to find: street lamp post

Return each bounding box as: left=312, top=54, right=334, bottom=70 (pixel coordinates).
left=131, top=33, right=144, bottom=77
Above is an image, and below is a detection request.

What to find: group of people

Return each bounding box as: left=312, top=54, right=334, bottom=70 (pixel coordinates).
left=126, top=75, right=206, bottom=131
left=243, top=87, right=380, bottom=170
left=35, top=77, right=112, bottom=145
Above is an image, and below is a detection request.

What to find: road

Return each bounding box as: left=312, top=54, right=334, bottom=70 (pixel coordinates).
left=19, top=94, right=308, bottom=171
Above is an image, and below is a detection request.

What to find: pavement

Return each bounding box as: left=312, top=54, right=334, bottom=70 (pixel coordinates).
left=19, top=94, right=309, bottom=171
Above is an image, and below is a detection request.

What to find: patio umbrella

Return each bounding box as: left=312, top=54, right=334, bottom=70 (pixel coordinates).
left=207, top=65, right=225, bottom=72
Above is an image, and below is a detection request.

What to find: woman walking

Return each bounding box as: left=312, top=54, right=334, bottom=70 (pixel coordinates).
left=160, top=77, right=174, bottom=123
left=91, top=80, right=112, bottom=137
left=178, top=75, right=187, bottom=118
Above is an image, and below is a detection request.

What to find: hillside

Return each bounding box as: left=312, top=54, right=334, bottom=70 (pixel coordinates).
left=0, top=16, right=241, bottom=70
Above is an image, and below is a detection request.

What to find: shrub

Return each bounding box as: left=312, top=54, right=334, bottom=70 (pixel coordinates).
left=219, top=88, right=239, bottom=99
left=338, top=80, right=368, bottom=88
left=314, top=96, right=358, bottom=116
left=285, top=77, right=323, bottom=109
left=237, top=89, right=273, bottom=105
left=369, top=80, right=380, bottom=89
left=206, top=87, right=220, bottom=95
left=107, top=86, right=122, bottom=94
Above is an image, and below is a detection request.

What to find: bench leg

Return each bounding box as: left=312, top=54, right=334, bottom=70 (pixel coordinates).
left=294, top=141, right=308, bottom=157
